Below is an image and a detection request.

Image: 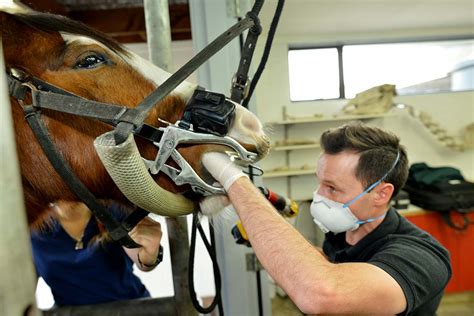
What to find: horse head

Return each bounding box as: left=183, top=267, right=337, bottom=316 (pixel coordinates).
left=1, top=11, right=270, bottom=226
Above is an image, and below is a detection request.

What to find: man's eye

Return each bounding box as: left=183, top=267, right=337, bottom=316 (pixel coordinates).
left=74, top=54, right=106, bottom=69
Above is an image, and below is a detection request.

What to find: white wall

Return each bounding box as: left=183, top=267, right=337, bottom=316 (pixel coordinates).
left=255, top=22, right=474, bottom=202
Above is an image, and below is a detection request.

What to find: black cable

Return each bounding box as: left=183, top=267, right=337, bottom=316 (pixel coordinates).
left=209, top=223, right=225, bottom=316
left=187, top=1, right=278, bottom=315
left=243, top=0, right=285, bottom=108
left=251, top=0, right=264, bottom=15
left=188, top=213, right=223, bottom=315
left=256, top=270, right=263, bottom=316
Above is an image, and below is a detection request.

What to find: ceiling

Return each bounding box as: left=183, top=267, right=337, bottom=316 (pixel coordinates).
left=259, top=0, right=474, bottom=37
left=17, top=0, right=191, bottom=42
left=13, top=0, right=474, bottom=43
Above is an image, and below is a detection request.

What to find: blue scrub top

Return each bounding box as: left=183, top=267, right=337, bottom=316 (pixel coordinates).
left=31, top=205, right=150, bottom=306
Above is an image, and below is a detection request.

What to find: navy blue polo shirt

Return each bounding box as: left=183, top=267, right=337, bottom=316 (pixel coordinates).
left=31, top=205, right=150, bottom=306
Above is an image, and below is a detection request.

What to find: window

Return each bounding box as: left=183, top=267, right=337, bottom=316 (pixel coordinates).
left=288, top=48, right=340, bottom=101
left=288, top=39, right=474, bottom=101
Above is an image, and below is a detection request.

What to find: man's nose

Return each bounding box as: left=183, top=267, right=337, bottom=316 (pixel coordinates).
left=314, top=186, right=322, bottom=195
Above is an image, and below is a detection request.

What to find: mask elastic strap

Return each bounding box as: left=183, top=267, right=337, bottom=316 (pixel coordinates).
left=343, top=151, right=401, bottom=208
left=355, top=212, right=387, bottom=225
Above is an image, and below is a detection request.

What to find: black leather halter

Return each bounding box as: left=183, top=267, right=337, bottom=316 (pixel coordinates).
left=7, top=7, right=263, bottom=248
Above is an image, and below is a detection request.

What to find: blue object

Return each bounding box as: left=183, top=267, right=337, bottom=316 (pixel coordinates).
left=31, top=204, right=150, bottom=306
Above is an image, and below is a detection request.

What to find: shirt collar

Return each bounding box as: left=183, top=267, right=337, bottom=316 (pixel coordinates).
left=324, top=207, right=400, bottom=262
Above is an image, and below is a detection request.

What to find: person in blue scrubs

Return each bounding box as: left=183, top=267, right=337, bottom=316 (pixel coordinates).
left=31, top=201, right=162, bottom=306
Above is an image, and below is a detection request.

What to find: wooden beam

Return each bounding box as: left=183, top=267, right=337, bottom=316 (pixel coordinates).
left=19, top=0, right=67, bottom=15
left=18, top=2, right=192, bottom=43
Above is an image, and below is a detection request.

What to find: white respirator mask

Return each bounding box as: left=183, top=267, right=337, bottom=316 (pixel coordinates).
left=310, top=151, right=400, bottom=234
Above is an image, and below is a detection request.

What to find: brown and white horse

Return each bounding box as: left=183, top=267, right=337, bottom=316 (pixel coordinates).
left=1, top=11, right=270, bottom=228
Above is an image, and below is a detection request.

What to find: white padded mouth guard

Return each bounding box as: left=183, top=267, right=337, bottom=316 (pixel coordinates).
left=94, top=131, right=195, bottom=216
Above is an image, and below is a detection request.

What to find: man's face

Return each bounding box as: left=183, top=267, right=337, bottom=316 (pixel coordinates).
left=315, top=151, right=372, bottom=217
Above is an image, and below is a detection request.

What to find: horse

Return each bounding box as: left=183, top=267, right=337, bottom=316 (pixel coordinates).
left=1, top=11, right=270, bottom=229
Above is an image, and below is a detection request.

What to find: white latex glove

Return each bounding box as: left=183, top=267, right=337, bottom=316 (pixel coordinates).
left=202, top=152, right=248, bottom=191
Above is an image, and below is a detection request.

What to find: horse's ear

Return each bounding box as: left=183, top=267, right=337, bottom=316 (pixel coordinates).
left=1, top=11, right=64, bottom=73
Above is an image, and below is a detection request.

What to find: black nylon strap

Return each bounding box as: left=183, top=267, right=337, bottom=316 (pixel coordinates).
left=114, top=15, right=258, bottom=144
left=32, top=90, right=140, bottom=124
left=23, top=107, right=141, bottom=248
left=230, top=12, right=262, bottom=103
left=8, top=75, right=138, bottom=125
left=121, top=208, right=149, bottom=231
left=8, top=76, right=29, bottom=100
left=242, top=0, right=285, bottom=108
left=8, top=75, right=164, bottom=143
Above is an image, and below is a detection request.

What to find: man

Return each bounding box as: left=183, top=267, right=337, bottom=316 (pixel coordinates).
left=202, top=122, right=451, bottom=315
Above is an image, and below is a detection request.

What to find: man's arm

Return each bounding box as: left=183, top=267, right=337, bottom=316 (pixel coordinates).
left=123, top=217, right=163, bottom=272
left=227, top=177, right=406, bottom=314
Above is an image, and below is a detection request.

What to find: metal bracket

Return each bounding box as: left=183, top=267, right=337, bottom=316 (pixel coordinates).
left=246, top=253, right=264, bottom=271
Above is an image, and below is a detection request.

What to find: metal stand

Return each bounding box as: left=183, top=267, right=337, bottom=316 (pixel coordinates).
left=0, top=43, right=41, bottom=316
left=144, top=1, right=197, bottom=315
left=189, top=1, right=272, bottom=315
left=166, top=217, right=195, bottom=315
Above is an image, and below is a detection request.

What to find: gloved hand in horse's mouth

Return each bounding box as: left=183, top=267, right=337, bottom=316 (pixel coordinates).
left=198, top=152, right=247, bottom=216
left=202, top=152, right=249, bottom=191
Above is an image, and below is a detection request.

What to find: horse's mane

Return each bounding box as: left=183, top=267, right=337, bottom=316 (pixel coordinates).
left=11, top=11, right=128, bottom=56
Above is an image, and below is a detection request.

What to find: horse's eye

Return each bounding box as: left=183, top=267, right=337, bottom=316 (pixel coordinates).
left=74, top=54, right=106, bottom=69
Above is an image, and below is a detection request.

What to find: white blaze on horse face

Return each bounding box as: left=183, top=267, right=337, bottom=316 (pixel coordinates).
left=123, top=51, right=196, bottom=100
left=60, top=34, right=196, bottom=99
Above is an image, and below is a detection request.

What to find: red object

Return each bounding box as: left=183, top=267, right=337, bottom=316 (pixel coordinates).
left=405, top=210, right=474, bottom=293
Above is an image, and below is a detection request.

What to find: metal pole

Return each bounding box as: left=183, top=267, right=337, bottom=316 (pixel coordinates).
left=0, top=43, right=41, bottom=315
left=166, top=217, right=195, bottom=316
left=144, top=0, right=172, bottom=71
left=189, top=1, right=272, bottom=315
left=143, top=1, right=196, bottom=315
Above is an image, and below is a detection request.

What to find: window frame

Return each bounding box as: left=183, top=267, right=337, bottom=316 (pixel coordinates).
left=288, top=35, right=474, bottom=102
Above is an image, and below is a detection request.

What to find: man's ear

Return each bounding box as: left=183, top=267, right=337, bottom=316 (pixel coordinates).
left=373, top=183, right=394, bottom=206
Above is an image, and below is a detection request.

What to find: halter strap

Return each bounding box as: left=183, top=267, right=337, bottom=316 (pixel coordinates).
left=22, top=105, right=144, bottom=248
left=7, top=74, right=165, bottom=144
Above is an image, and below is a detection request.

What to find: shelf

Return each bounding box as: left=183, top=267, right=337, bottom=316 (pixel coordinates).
left=266, top=113, right=394, bottom=126
left=263, top=167, right=315, bottom=178
left=271, top=143, right=320, bottom=151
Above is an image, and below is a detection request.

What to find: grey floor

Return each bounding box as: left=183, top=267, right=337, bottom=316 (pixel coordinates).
left=272, top=291, right=474, bottom=316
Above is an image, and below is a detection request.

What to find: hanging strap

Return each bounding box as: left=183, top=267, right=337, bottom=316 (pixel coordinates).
left=114, top=12, right=261, bottom=144
left=230, top=11, right=262, bottom=103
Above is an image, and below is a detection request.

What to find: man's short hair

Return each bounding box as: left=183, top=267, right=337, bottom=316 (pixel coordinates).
left=320, top=122, right=409, bottom=197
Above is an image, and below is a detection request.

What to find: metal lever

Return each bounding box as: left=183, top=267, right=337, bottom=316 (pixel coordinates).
left=161, top=149, right=226, bottom=196
left=149, top=124, right=258, bottom=175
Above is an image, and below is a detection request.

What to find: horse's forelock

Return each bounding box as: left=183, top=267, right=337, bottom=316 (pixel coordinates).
left=13, top=12, right=127, bottom=57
